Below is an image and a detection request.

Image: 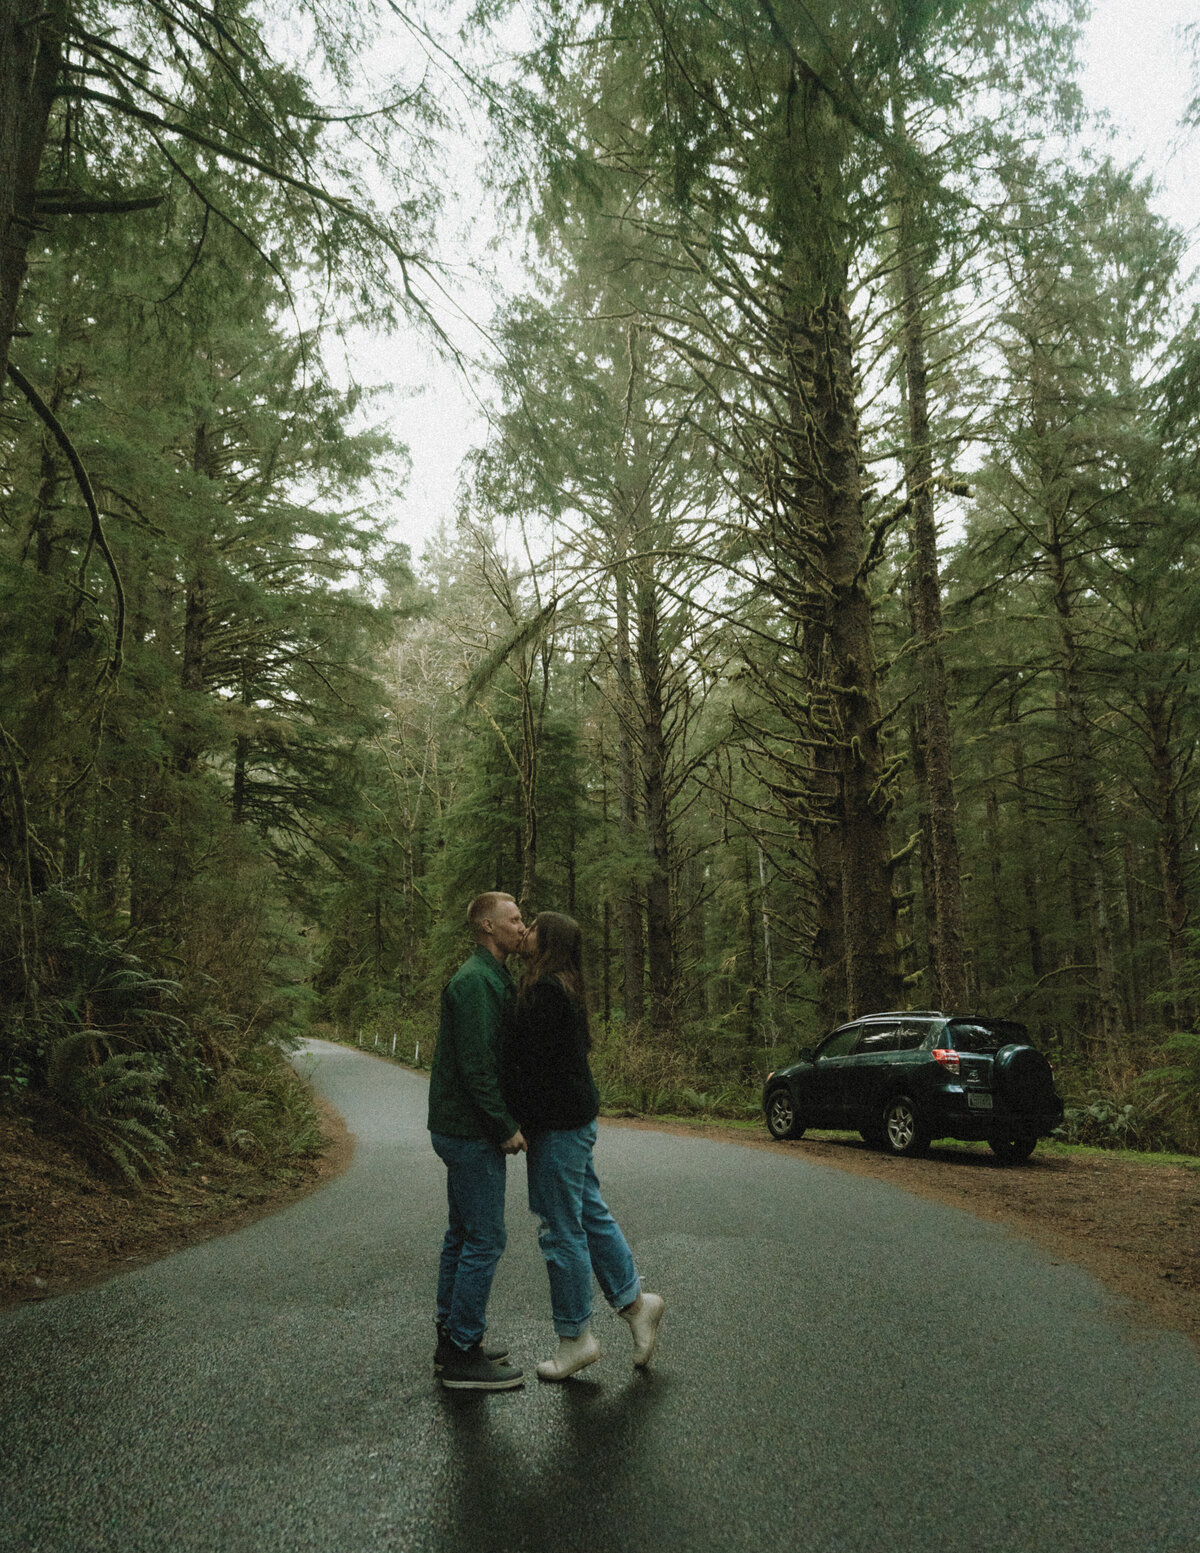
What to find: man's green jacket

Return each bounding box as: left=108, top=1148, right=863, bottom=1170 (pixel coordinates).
left=427, top=947, right=519, bottom=1143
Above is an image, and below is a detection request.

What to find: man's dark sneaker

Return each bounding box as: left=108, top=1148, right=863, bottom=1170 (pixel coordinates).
left=434, top=1325, right=510, bottom=1372
left=438, top=1343, right=523, bottom=1391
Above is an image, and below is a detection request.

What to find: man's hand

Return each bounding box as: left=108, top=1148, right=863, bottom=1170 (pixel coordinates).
left=501, top=1130, right=527, bottom=1155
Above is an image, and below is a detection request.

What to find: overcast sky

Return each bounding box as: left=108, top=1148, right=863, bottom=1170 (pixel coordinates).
left=349, top=0, right=1199, bottom=561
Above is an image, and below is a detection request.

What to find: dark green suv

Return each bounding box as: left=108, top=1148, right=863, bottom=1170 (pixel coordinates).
left=762, top=1011, right=1064, bottom=1163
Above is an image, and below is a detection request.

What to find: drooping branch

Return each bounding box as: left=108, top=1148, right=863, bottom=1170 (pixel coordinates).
left=6, top=360, right=125, bottom=682
left=33, top=190, right=165, bottom=216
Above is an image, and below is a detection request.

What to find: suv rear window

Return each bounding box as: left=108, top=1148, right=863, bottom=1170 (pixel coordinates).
left=946, top=1018, right=1028, bottom=1054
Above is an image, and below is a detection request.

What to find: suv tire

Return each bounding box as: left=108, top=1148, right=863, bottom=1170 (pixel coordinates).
left=989, top=1131, right=1038, bottom=1164
left=765, top=1087, right=806, bottom=1140
left=880, top=1095, right=931, bottom=1157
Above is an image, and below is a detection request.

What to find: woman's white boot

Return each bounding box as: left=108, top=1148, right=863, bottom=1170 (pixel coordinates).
left=536, top=1331, right=601, bottom=1381
left=619, top=1292, right=665, bottom=1367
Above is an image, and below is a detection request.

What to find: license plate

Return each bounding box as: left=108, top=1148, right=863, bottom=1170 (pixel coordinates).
left=967, top=1092, right=993, bottom=1110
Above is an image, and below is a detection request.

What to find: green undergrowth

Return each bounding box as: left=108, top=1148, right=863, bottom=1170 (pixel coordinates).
left=0, top=879, right=328, bottom=1187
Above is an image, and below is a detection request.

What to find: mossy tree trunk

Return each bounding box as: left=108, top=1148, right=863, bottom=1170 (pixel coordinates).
left=894, top=185, right=968, bottom=1011
left=778, top=280, right=902, bottom=1018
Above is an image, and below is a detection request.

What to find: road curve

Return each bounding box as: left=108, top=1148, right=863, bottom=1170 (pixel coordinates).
left=1, top=1037, right=1197, bottom=1553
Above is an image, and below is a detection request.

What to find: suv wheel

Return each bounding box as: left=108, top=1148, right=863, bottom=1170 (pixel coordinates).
left=765, top=1087, right=806, bottom=1140
left=880, top=1095, right=930, bottom=1157
left=989, top=1131, right=1038, bottom=1164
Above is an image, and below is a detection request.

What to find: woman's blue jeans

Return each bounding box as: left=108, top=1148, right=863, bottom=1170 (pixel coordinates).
left=431, top=1133, right=507, bottom=1351
left=526, top=1121, right=641, bottom=1337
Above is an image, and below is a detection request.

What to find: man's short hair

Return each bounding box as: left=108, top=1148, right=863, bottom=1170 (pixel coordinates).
left=467, top=891, right=515, bottom=939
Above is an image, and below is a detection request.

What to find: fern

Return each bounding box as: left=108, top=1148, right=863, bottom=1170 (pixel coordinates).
left=45, top=1030, right=173, bottom=1181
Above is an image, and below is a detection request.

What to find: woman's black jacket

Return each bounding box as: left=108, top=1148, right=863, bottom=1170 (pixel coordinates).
left=499, top=974, right=599, bottom=1134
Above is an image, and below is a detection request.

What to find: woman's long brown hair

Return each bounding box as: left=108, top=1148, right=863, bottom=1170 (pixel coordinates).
left=518, top=911, right=586, bottom=1004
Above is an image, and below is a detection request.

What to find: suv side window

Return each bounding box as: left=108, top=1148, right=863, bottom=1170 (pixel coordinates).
left=816, top=1026, right=860, bottom=1060
left=897, top=1021, right=933, bottom=1051
left=854, top=1025, right=899, bottom=1054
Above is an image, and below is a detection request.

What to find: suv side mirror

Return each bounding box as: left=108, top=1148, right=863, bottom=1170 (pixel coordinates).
left=797, top=1047, right=816, bottom=1064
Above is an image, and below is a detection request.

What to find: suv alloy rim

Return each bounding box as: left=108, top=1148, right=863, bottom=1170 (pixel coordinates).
left=768, top=1091, right=794, bottom=1135
left=886, top=1101, right=915, bottom=1151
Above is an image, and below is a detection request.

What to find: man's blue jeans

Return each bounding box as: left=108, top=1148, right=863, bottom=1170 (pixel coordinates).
left=526, top=1121, right=641, bottom=1337
left=431, top=1133, right=507, bottom=1350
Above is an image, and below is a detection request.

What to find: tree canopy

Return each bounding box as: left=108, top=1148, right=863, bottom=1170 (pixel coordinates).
left=2, top=0, right=1199, bottom=1170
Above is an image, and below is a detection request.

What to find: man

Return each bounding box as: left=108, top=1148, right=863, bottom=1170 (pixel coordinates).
left=428, top=891, right=528, bottom=1391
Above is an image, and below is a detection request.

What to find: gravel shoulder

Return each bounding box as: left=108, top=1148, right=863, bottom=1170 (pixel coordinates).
left=607, top=1116, right=1200, bottom=1352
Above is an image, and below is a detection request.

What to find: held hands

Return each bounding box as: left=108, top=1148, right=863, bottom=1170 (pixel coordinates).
left=501, top=1130, right=527, bottom=1155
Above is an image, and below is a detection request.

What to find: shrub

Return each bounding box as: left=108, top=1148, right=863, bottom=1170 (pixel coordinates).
left=1138, top=1032, right=1200, bottom=1156
left=1, top=884, right=324, bottom=1182
left=1056, top=1088, right=1174, bottom=1152
left=200, top=1044, right=325, bottom=1166
left=588, top=1019, right=762, bottom=1117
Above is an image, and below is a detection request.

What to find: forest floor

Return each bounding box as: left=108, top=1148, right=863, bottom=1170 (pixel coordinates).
left=609, top=1117, right=1200, bottom=1353
left=3, top=1080, right=1197, bottom=1358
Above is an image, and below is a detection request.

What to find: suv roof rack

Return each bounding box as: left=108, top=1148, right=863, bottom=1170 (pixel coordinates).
left=860, top=1009, right=946, bottom=1018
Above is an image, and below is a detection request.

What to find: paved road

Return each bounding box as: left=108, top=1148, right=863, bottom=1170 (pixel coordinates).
left=2, top=1039, right=1197, bottom=1552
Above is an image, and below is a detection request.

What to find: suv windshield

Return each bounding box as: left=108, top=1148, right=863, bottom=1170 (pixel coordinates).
left=946, top=1018, right=1028, bottom=1054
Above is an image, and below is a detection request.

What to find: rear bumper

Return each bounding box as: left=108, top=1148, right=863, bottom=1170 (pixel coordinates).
left=933, top=1092, right=1064, bottom=1139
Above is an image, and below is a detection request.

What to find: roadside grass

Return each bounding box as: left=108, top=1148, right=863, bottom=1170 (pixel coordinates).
left=632, top=1113, right=1200, bottom=1169
left=1032, top=1137, right=1200, bottom=1169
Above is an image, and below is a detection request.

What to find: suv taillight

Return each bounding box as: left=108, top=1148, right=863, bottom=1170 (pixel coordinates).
left=932, top=1048, right=960, bottom=1075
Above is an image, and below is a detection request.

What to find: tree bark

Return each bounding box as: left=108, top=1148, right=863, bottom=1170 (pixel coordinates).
left=1046, top=535, right=1121, bottom=1046
left=895, top=203, right=968, bottom=1011
left=0, top=1, right=62, bottom=384
left=756, top=841, right=777, bottom=1045
left=1145, top=689, right=1190, bottom=1025
left=517, top=648, right=540, bottom=912
left=1011, top=738, right=1046, bottom=984
left=614, top=551, right=644, bottom=1026
left=908, top=703, right=939, bottom=1000
left=743, top=843, right=759, bottom=1058
left=983, top=772, right=1007, bottom=990
left=1120, top=832, right=1141, bottom=1030
left=635, top=566, right=673, bottom=1039
left=790, top=286, right=900, bottom=1017
left=177, top=422, right=213, bottom=775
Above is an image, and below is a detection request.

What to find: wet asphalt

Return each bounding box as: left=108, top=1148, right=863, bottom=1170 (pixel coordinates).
left=1, top=1037, right=1197, bottom=1553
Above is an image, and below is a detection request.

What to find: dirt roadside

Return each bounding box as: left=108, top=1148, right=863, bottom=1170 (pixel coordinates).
left=0, top=1097, right=353, bottom=1310
left=3, top=1087, right=1197, bottom=1357
left=606, top=1116, right=1200, bottom=1353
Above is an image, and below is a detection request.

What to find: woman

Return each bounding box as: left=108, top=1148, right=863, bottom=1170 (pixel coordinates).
left=500, top=911, right=665, bottom=1380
